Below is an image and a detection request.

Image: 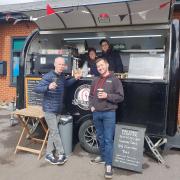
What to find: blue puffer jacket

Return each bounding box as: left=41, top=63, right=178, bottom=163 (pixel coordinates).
left=34, top=70, right=76, bottom=114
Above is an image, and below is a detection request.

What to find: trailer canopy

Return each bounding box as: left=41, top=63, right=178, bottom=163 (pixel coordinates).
left=0, top=0, right=171, bottom=30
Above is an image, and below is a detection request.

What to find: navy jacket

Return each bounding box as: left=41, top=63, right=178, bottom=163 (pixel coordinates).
left=34, top=70, right=76, bottom=114
left=101, top=49, right=123, bottom=73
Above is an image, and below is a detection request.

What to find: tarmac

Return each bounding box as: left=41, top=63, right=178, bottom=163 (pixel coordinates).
left=0, top=108, right=180, bottom=180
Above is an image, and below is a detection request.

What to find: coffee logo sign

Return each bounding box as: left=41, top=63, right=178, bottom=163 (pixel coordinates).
left=73, top=84, right=91, bottom=110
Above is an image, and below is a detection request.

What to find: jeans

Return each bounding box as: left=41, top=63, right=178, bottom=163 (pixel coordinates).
left=93, top=111, right=115, bottom=166
left=45, top=112, right=64, bottom=156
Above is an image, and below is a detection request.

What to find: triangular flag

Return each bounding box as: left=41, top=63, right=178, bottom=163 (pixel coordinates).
left=119, top=14, right=128, bottom=21
left=46, top=4, right=55, bottom=15
left=159, top=2, right=170, bottom=9
left=138, top=10, right=149, bottom=20
left=5, top=14, right=13, bottom=21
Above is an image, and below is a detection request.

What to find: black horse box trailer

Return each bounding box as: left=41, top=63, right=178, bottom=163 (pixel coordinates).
left=16, top=0, right=179, bottom=154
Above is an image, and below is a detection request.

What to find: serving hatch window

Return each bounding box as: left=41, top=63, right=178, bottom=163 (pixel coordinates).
left=61, top=29, right=167, bottom=80
left=28, top=28, right=168, bottom=80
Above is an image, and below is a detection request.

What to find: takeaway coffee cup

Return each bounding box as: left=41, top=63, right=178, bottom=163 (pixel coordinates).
left=97, top=88, right=104, bottom=98
left=51, top=77, right=58, bottom=89
left=52, top=77, right=58, bottom=84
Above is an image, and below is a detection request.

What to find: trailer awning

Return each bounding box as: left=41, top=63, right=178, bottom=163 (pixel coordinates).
left=1, top=0, right=171, bottom=30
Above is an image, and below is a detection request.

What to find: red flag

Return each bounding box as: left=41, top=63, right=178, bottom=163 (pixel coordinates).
left=159, top=2, right=170, bottom=9
left=46, top=4, right=55, bottom=15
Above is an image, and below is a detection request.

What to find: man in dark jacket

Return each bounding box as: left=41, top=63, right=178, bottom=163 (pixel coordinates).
left=89, top=58, right=124, bottom=179
left=100, top=39, right=123, bottom=73
left=34, top=57, right=81, bottom=165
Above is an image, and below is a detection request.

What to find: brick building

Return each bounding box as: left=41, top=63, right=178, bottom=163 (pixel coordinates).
left=0, top=21, right=37, bottom=103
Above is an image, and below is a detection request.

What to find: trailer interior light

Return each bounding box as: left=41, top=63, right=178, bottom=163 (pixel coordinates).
left=110, top=35, right=163, bottom=38
left=64, top=37, right=106, bottom=41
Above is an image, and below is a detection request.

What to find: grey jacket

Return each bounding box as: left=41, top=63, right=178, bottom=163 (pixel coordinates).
left=89, top=73, right=124, bottom=112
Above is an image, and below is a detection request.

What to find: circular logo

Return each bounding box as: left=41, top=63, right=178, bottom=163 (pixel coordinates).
left=73, top=84, right=91, bottom=110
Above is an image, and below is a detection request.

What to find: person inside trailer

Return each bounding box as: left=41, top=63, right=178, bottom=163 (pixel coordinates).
left=100, top=39, right=124, bottom=73
left=87, top=48, right=100, bottom=76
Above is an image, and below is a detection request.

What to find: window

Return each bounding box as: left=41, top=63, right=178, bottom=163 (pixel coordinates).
left=11, top=38, right=26, bottom=86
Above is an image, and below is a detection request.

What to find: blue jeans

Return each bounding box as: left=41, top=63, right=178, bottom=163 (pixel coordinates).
left=93, top=111, right=115, bottom=166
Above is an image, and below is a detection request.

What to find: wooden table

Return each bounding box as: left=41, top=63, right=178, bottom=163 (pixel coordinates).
left=13, top=106, right=49, bottom=160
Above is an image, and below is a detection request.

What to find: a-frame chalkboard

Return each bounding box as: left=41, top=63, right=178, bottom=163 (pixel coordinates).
left=113, top=124, right=146, bottom=172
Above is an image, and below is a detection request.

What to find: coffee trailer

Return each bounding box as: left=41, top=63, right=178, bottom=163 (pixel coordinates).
left=15, top=0, right=179, bottom=156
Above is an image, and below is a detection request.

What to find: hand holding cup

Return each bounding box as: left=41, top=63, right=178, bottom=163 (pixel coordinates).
left=49, top=77, right=58, bottom=90
left=97, top=88, right=107, bottom=99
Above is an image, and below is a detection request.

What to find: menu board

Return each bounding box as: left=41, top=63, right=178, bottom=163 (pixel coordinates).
left=128, top=53, right=165, bottom=79
left=25, top=77, right=43, bottom=107
left=113, top=124, right=146, bottom=172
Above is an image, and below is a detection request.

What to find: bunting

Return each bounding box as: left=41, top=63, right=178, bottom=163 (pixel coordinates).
left=9, top=1, right=171, bottom=25
left=159, top=1, right=170, bottom=9
left=5, top=14, right=13, bottom=21
left=46, top=4, right=55, bottom=15
left=138, top=10, right=149, bottom=20
left=119, top=14, right=128, bottom=21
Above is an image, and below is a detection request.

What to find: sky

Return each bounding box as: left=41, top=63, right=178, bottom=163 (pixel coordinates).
left=0, top=0, right=44, bottom=5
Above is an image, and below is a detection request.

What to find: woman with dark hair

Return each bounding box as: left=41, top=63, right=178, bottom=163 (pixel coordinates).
left=100, top=39, right=123, bottom=73
left=87, top=48, right=99, bottom=76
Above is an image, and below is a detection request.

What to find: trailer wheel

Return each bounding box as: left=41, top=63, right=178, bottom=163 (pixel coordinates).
left=78, top=119, right=99, bottom=154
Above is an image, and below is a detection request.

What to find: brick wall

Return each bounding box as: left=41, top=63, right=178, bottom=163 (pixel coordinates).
left=173, top=12, right=180, bottom=19
left=0, top=22, right=37, bottom=103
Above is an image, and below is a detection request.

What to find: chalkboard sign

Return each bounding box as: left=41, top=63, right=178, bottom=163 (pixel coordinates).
left=113, top=124, right=146, bottom=172
left=25, top=77, right=43, bottom=107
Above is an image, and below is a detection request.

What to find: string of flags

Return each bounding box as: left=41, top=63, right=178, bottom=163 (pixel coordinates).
left=4, top=1, right=172, bottom=25
left=44, top=1, right=171, bottom=22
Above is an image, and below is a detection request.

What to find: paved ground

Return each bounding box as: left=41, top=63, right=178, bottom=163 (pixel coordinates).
left=0, top=109, right=180, bottom=180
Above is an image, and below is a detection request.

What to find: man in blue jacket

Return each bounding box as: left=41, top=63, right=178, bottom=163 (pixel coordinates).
left=100, top=39, right=123, bottom=73
left=34, top=57, right=81, bottom=165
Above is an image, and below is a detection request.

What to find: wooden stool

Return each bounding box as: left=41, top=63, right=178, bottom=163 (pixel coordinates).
left=13, top=106, right=49, bottom=160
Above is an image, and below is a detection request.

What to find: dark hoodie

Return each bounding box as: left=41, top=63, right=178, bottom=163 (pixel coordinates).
left=89, top=73, right=124, bottom=112
left=88, top=58, right=100, bottom=76
left=101, top=48, right=123, bottom=73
